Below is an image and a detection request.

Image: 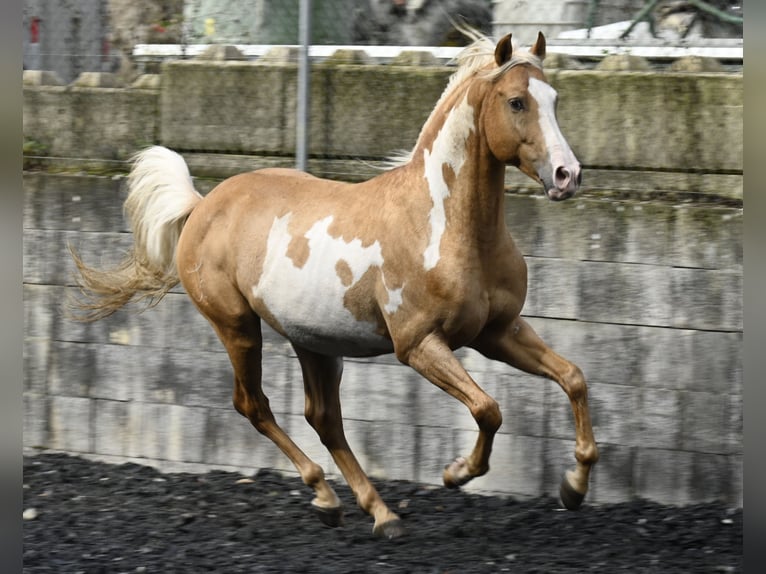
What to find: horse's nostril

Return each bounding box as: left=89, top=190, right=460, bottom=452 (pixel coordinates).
left=575, top=169, right=582, bottom=186
left=555, top=166, right=571, bottom=187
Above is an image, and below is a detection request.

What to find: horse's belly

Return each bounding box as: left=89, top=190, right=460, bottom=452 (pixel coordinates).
left=277, top=314, right=394, bottom=357
left=250, top=213, right=395, bottom=357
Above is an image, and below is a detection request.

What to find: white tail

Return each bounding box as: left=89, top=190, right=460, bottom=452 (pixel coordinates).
left=69, top=146, right=203, bottom=320
left=124, top=146, right=203, bottom=275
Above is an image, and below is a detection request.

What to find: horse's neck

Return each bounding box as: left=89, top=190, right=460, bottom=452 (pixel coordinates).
left=407, top=84, right=507, bottom=245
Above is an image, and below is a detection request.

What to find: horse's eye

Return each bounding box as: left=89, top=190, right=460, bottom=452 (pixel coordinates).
left=509, top=98, right=525, bottom=112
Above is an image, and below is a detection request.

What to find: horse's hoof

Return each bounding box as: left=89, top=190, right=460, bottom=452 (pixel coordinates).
left=312, top=502, right=344, bottom=528
left=372, top=518, right=406, bottom=540
left=559, top=474, right=585, bottom=511
left=443, top=457, right=472, bottom=489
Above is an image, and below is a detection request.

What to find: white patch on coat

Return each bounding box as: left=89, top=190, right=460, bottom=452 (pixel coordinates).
left=527, top=78, right=578, bottom=170
left=252, top=213, right=396, bottom=356
left=383, top=284, right=404, bottom=315
left=422, top=95, right=476, bottom=271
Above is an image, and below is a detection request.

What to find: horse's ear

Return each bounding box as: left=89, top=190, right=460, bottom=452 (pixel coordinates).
left=530, top=31, right=546, bottom=61
left=494, top=33, right=513, bottom=67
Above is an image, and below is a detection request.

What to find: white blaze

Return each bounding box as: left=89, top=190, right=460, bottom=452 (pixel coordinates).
left=527, top=78, right=578, bottom=171
left=422, top=95, right=475, bottom=270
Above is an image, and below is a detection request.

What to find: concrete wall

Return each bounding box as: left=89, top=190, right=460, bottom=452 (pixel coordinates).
left=23, top=52, right=743, bottom=198
left=23, top=54, right=742, bottom=507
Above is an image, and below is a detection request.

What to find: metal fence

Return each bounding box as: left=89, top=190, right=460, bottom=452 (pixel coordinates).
left=22, top=0, right=742, bottom=171
left=22, top=0, right=743, bottom=84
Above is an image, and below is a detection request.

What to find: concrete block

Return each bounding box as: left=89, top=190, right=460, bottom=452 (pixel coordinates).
left=310, top=65, right=449, bottom=158
left=638, top=388, right=681, bottom=450
left=583, top=201, right=675, bottom=266
left=391, top=51, right=440, bottom=67
left=554, top=71, right=742, bottom=173
left=596, top=55, right=651, bottom=71
left=541, top=437, right=579, bottom=498
left=680, top=390, right=734, bottom=455
left=343, top=418, right=417, bottom=481
left=260, top=350, right=302, bottom=416
left=257, top=46, right=300, bottom=65
left=131, top=74, right=161, bottom=90
left=196, top=45, right=247, bottom=61
left=728, top=454, right=743, bottom=506
left=463, top=433, right=546, bottom=498
left=727, top=393, right=743, bottom=455
left=23, top=392, right=48, bottom=448
left=524, top=257, right=581, bottom=319
left=57, top=287, right=170, bottom=349
left=92, top=398, right=131, bottom=457
left=410, top=424, right=456, bottom=486
left=578, top=261, right=673, bottom=327
left=340, top=359, right=422, bottom=426
left=25, top=229, right=133, bottom=287
left=689, top=330, right=742, bottom=394
left=584, top=382, right=640, bottom=446
left=160, top=60, right=294, bottom=154
left=72, top=72, right=123, bottom=88
left=633, top=447, right=689, bottom=504
left=24, top=284, right=54, bottom=339
left=669, top=205, right=742, bottom=270
left=635, top=448, right=736, bottom=505
left=588, top=443, right=635, bottom=504
left=277, top=412, right=333, bottom=473
left=23, top=70, right=63, bottom=86
left=161, top=347, right=233, bottom=408
left=126, top=402, right=209, bottom=463
left=671, top=268, right=742, bottom=332
left=48, top=395, right=92, bottom=452
left=23, top=339, right=50, bottom=395
left=47, top=340, right=100, bottom=398
left=202, top=406, right=286, bottom=470
left=631, top=448, right=686, bottom=505
left=23, top=84, right=158, bottom=160
left=162, top=293, right=224, bottom=351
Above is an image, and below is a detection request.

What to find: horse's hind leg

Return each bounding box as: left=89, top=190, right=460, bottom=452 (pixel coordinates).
left=294, top=345, right=405, bottom=539
left=472, top=316, right=599, bottom=509
left=200, top=301, right=342, bottom=521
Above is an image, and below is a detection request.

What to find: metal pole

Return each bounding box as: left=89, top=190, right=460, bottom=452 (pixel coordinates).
left=296, top=0, right=311, bottom=172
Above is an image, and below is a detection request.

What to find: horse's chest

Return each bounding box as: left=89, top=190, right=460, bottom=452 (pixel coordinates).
left=251, top=214, right=394, bottom=356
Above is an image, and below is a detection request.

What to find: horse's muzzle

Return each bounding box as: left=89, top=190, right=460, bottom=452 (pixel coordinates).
left=545, top=164, right=581, bottom=201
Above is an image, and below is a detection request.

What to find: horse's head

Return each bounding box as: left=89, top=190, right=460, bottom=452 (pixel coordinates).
left=483, top=33, right=581, bottom=201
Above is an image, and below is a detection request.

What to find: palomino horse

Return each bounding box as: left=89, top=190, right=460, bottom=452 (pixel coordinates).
left=70, top=31, right=598, bottom=538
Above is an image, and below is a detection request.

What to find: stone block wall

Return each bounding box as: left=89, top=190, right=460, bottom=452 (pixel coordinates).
left=23, top=172, right=742, bottom=506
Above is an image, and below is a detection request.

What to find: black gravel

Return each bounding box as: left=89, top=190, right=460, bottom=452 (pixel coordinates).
left=23, top=453, right=741, bottom=573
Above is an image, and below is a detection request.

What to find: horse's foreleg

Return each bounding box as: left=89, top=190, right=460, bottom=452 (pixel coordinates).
left=294, top=346, right=404, bottom=539
left=472, top=316, right=599, bottom=509
left=400, top=333, right=503, bottom=489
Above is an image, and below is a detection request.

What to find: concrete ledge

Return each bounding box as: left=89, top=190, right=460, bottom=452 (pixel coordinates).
left=23, top=70, right=63, bottom=86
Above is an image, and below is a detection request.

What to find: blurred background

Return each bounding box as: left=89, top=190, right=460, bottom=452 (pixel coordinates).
left=22, top=0, right=742, bottom=84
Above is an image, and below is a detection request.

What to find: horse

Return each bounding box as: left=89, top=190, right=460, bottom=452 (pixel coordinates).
left=69, top=31, right=598, bottom=539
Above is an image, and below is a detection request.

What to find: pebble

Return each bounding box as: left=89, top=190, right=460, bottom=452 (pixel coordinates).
left=23, top=508, right=38, bottom=520
left=235, top=478, right=255, bottom=484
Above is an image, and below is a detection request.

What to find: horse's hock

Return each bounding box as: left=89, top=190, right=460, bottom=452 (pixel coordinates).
left=23, top=48, right=742, bottom=508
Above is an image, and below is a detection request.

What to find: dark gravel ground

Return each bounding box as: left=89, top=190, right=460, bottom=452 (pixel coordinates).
left=23, top=453, right=741, bottom=573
